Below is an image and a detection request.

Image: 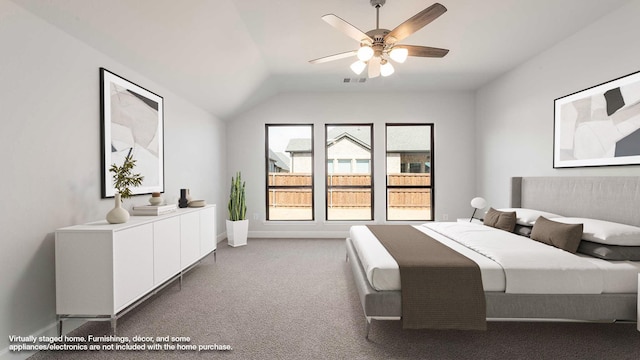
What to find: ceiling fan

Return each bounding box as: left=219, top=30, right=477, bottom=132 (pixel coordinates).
left=309, top=0, right=449, bottom=78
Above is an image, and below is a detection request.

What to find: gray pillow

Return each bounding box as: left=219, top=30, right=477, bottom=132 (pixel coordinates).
left=530, top=216, right=583, bottom=253
left=514, top=224, right=533, bottom=237
left=577, top=241, right=640, bottom=261
left=483, top=207, right=516, bottom=232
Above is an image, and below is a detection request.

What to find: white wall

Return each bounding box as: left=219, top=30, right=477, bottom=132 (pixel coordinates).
left=227, top=91, right=476, bottom=237
left=0, top=1, right=226, bottom=357
left=475, top=0, right=640, bottom=208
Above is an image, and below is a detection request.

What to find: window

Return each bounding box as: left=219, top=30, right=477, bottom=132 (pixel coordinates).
left=408, top=162, right=422, bottom=173
left=354, top=159, right=370, bottom=173
left=335, top=159, right=351, bottom=173
left=266, top=124, right=313, bottom=220
left=327, top=160, right=334, bottom=174
left=326, top=124, right=373, bottom=221
left=386, top=124, right=434, bottom=221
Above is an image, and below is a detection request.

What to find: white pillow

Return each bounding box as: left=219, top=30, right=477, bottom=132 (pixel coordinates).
left=497, top=208, right=562, bottom=226
left=553, top=217, right=640, bottom=246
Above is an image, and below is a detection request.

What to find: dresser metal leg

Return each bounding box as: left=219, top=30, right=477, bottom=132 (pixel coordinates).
left=365, top=318, right=372, bottom=340
left=636, top=273, right=640, bottom=331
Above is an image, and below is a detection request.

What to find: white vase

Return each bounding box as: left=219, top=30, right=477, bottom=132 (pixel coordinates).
left=149, top=194, right=163, bottom=205
left=226, top=219, right=248, bottom=247
left=106, top=193, right=130, bottom=224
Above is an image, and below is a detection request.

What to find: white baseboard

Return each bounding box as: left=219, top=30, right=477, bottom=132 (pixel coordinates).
left=0, top=319, right=84, bottom=360
left=219, top=230, right=349, bottom=239
left=247, top=230, right=349, bottom=238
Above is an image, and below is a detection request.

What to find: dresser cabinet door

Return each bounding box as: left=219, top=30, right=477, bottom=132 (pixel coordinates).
left=200, top=206, right=216, bottom=256
left=180, top=212, right=200, bottom=269
left=113, top=224, right=154, bottom=311
left=153, top=216, right=181, bottom=285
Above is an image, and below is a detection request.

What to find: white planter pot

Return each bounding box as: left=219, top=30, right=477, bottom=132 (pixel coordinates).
left=226, top=219, right=248, bottom=247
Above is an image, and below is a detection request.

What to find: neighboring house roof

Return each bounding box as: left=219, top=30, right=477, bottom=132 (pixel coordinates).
left=386, top=126, right=431, bottom=152
left=327, top=127, right=371, bottom=148
left=327, top=132, right=370, bottom=150
left=286, top=126, right=429, bottom=153
left=285, top=138, right=311, bottom=152
left=268, top=149, right=290, bottom=171
left=275, top=152, right=291, bottom=171
left=286, top=127, right=371, bottom=153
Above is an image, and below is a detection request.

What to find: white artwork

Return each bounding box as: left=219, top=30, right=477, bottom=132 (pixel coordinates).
left=101, top=68, right=164, bottom=198
left=554, top=71, right=640, bottom=168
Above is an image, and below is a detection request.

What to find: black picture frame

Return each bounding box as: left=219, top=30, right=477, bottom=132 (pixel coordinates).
left=553, top=70, right=640, bottom=168
left=100, top=68, right=165, bottom=198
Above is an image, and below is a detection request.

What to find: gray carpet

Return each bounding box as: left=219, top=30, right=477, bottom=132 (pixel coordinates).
left=30, top=238, right=640, bottom=359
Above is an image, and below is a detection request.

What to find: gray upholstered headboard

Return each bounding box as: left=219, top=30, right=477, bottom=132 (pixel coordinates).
left=511, top=176, right=640, bottom=227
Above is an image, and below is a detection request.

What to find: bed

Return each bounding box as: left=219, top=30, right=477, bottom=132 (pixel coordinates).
left=346, top=176, right=640, bottom=338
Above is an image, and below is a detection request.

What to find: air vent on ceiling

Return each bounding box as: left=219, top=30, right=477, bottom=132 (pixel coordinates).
left=343, top=77, right=367, bottom=84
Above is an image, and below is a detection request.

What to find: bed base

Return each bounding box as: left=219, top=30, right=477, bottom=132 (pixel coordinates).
left=346, top=237, right=638, bottom=339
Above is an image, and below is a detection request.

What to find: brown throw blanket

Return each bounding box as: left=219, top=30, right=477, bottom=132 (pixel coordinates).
left=367, top=225, right=486, bottom=330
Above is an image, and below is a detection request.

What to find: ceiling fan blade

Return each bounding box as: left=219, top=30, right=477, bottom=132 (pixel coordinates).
left=368, top=57, right=381, bottom=78
left=322, top=14, right=373, bottom=43
left=309, top=50, right=358, bottom=64
left=385, top=3, right=447, bottom=43
left=396, top=45, right=449, bottom=58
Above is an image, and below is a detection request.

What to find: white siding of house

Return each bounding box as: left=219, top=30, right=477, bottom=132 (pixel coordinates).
left=387, top=153, right=401, bottom=173
left=327, top=137, right=370, bottom=173
left=291, top=153, right=312, bottom=173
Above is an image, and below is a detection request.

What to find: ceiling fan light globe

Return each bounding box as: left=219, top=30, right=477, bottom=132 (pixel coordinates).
left=380, top=61, right=394, bottom=77
left=350, top=61, right=367, bottom=75
left=389, top=47, right=408, bottom=63
left=357, top=46, right=374, bottom=61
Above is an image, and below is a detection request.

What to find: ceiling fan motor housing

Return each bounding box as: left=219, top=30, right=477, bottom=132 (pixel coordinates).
left=365, top=29, right=392, bottom=57
left=365, top=28, right=390, bottom=40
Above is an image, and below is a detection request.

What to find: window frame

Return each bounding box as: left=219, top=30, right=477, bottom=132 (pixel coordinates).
left=325, top=123, right=374, bottom=221
left=265, top=124, right=315, bottom=221
left=385, top=123, right=435, bottom=221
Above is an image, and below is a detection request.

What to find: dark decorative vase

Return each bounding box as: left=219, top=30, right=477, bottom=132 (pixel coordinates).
left=179, top=189, right=189, bottom=208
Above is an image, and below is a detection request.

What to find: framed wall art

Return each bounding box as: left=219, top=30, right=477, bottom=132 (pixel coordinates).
left=100, top=68, right=164, bottom=198
left=554, top=70, right=640, bottom=168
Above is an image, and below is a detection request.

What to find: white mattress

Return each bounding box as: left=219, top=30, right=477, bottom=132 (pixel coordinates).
left=350, top=222, right=640, bottom=294
left=349, top=224, right=505, bottom=292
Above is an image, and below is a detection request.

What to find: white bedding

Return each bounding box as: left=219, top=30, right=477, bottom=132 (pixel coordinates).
left=350, top=222, right=640, bottom=294
left=350, top=224, right=505, bottom=291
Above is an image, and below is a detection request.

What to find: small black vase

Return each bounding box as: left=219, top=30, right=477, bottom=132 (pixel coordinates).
left=179, top=189, right=189, bottom=208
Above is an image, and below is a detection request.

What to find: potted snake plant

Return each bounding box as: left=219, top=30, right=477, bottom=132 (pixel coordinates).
left=226, top=171, right=248, bottom=247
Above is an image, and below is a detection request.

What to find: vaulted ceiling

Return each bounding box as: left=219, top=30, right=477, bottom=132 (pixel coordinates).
left=12, top=0, right=631, bottom=119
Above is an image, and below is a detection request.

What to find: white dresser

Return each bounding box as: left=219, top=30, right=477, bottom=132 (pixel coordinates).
left=55, top=205, right=216, bottom=334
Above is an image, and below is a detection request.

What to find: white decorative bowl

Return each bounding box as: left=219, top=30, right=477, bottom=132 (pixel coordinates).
left=188, top=200, right=206, bottom=207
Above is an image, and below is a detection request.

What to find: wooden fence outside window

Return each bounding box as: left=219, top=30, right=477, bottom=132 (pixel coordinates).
left=268, top=173, right=430, bottom=208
